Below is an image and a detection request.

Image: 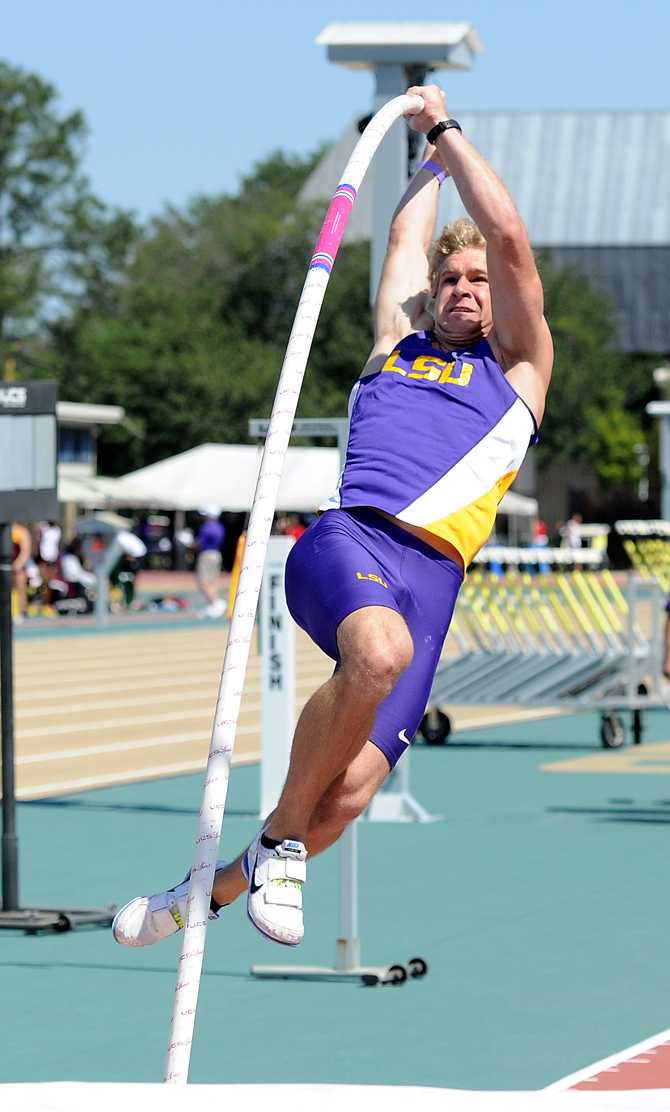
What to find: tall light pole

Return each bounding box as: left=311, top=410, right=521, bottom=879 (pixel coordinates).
left=647, top=367, right=670, bottom=519
left=317, top=22, right=482, bottom=300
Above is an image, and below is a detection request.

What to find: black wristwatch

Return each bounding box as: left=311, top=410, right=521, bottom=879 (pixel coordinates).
left=426, top=119, right=462, bottom=145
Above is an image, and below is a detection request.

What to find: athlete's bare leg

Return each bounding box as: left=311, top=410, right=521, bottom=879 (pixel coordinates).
left=265, top=605, right=411, bottom=844
left=212, top=740, right=390, bottom=906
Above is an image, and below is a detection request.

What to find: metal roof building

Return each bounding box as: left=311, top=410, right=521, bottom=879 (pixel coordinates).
left=300, top=110, right=670, bottom=352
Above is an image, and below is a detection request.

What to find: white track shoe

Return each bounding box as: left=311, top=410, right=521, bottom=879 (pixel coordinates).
left=244, top=834, right=307, bottom=946
left=112, top=862, right=226, bottom=948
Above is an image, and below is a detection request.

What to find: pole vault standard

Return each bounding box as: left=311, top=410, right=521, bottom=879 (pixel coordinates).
left=248, top=415, right=433, bottom=985
left=164, top=92, right=424, bottom=1085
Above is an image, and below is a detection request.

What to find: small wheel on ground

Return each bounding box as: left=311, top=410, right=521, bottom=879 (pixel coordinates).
left=361, top=973, right=380, bottom=987
left=600, top=713, right=625, bottom=749
left=386, top=964, right=408, bottom=985
left=420, top=709, right=451, bottom=745
left=408, top=957, right=428, bottom=978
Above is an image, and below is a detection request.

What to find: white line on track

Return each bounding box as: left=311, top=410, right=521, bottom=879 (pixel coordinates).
left=16, top=683, right=328, bottom=722
left=15, top=657, right=239, bottom=684
left=16, top=724, right=258, bottom=765
left=17, top=675, right=327, bottom=739
left=544, top=1027, right=670, bottom=1090
left=14, top=652, right=324, bottom=690
left=17, top=707, right=238, bottom=739
left=14, top=666, right=331, bottom=710
left=18, top=752, right=261, bottom=801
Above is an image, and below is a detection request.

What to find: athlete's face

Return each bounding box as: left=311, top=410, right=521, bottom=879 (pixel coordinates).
left=434, top=248, right=493, bottom=342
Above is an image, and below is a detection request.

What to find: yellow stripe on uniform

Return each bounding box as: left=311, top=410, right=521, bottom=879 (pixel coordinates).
left=423, top=470, right=518, bottom=566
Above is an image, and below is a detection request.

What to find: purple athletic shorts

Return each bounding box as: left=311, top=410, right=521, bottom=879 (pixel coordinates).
left=284, top=507, right=463, bottom=768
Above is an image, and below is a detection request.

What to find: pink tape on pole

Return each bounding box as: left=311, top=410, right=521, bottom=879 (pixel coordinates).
left=309, top=183, right=357, bottom=274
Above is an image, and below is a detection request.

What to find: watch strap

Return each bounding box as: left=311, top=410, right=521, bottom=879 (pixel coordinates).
left=426, top=119, right=462, bottom=145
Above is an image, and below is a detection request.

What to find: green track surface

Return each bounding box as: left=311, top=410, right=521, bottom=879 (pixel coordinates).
left=3, top=711, right=670, bottom=1089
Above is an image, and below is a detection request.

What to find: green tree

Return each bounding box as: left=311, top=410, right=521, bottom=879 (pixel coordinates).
left=0, top=60, right=136, bottom=373
left=584, top=388, right=644, bottom=489
left=48, top=123, right=651, bottom=495
left=537, top=256, right=649, bottom=494
left=538, top=258, right=621, bottom=460
left=51, top=147, right=366, bottom=472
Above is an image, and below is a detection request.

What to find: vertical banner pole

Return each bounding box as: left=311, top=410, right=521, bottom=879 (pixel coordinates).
left=259, top=535, right=296, bottom=819
left=0, top=523, right=19, bottom=912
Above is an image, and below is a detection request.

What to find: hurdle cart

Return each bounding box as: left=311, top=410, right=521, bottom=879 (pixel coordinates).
left=420, top=544, right=667, bottom=749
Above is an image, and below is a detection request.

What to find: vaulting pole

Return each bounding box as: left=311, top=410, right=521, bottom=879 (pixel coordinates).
left=164, top=93, right=424, bottom=1084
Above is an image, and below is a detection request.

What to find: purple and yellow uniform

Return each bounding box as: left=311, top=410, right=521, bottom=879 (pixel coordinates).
left=285, top=332, right=537, bottom=768
left=329, top=331, right=537, bottom=566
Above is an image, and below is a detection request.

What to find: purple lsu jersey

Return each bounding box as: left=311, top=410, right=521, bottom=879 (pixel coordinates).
left=324, top=331, right=537, bottom=565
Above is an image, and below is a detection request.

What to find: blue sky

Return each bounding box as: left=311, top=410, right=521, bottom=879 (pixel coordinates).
left=4, top=1, right=670, bottom=222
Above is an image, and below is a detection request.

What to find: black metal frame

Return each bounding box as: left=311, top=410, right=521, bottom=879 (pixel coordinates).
left=0, top=382, right=115, bottom=934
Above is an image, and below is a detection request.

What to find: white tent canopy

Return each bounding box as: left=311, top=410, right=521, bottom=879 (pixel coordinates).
left=58, top=473, right=120, bottom=508
left=498, top=489, right=538, bottom=517
left=104, top=442, right=538, bottom=520
left=108, top=443, right=341, bottom=513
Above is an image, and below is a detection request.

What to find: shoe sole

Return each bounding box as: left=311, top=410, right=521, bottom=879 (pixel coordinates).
left=112, top=896, right=153, bottom=947
left=246, top=905, right=302, bottom=947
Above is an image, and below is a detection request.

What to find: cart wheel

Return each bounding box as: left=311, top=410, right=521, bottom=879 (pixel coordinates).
left=386, top=964, right=408, bottom=985
left=600, top=713, right=625, bottom=749
left=420, top=709, right=451, bottom=745
left=408, top=957, right=429, bottom=979
left=632, top=709, right=643, bottom=746
left=361, top=973, right=379, bottom=987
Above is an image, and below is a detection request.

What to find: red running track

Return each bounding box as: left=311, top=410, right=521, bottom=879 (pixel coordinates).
left=547, top=1029, right=670, bottom=1092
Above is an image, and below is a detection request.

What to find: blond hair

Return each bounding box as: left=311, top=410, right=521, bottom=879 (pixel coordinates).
left=429, top=218, right=486, bottom=290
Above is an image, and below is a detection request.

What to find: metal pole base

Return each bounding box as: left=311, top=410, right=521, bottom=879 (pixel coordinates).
left=251, top=955, right=428, bottom=987
left=365, top=790, right=439, bottom=823
left=365, top=753, right=441, bottom=823
left=0, top=905, right=116, bottom=935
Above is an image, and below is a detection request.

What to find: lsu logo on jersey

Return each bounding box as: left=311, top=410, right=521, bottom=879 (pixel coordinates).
left=356, top=571, right=389, bottom=589
left=382, top=349, right=473, bottom=388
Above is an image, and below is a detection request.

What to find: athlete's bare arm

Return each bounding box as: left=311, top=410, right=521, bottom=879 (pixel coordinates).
left=361, top=144, right=447, bottom=378
left=407, top=85, right=553, bottom=423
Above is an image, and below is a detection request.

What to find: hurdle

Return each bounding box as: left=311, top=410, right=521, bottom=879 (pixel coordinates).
left=164, top=93, right=427, bottom=1084
left=616, top=519, right=670, bottom=590
left=250, top=416, right=433, bottom=986
left=424, top=548, right=666, bottom=750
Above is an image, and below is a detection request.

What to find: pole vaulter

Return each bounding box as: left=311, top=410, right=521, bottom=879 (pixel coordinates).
left=164, top=92, right=425, bottom=1085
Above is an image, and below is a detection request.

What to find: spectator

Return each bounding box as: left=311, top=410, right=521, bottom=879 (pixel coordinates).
left=61, top=538, right=96, bottom=592
left=36, top=520, right=61, bottom=608
left=41, top=537, right=95, bottom=615
left=561, top=512, right=583, bottom=550
left=38, top=520, right=61, bottom=566
left=109, top=531, right=148, bottom=609
left=11, top=522, right=32, bottom=623
left=533, top=519, right=549, bottom=547
left=195, top=506, right=226, bottom=619
left=531, top=518, right=550, bottom=575
left=283, top=513, right=307, bottom=543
